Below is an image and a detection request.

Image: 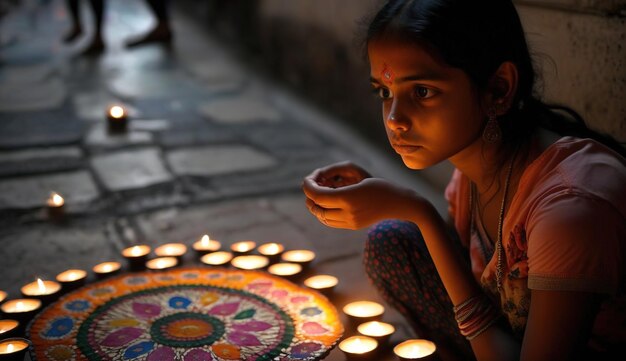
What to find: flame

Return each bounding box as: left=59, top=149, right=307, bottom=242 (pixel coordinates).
left=48, top=192, right=64, bottom=207
left=7, top=343, right=14, bottom=352
left=109, top=105, right=125, bottom=119
left=130, top=246, right=142, bottom=256
left=15, top=301, right=24, bottom=311
left=37, top=278, right=46, bottom=292
left=265, top=243, right=279, bottom=253
left=201, top=235, right=210, bottom=247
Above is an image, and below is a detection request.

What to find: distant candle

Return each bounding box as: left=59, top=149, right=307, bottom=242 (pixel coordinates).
left=155, top=243, right=187, bottom=257
left=193, top=235, right=221, bottom=253
left=393, top=339, right=436, bottom=359
left=0, top=290, right=6, bottom=303
left=357, top=321, right=395, bottom=342
left=281, top=250, right=315, bottom=264
left=230, top=241, right=256, bottom=254
left=258, top=242, right=284, bottom=256
left=20, top=278, right=61, bottom=297
left=231, top=255, right=269, bottom=270
left=0, top=338, right=30, bottom=356
left=1, top=299, right=41, bottom=314
left=343, top=301, right=385, bottom=319
left=0, top=320, right=18, bottom=336
left=146, top=257, right=178, bottom=270
left=201, top=251, right=233, bottom=266
left=107, top=105, right=128, bottom=133
left=338, top=336, right=378, bottom=356
left=46, top=191, right=65, bottom=222
left=268, top=263, right=302, bottom=277
left=109, top=106, right=125, bottom=119
left=47, top=192, right=64, bottom=207
left=93, top=261, right=121, bottom=276
left=304, top=275, right=338, bottom=290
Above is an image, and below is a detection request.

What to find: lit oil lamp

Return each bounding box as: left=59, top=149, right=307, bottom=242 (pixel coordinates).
left=192, top=235, right=221, bottom=256
left=154, top=243, right=187, bottom=262
left=46, top=191, right=65, bottom=222
left=0, top=320, right=19, bottom=339
left=107, top=105, right=128, bottom=133
left=343, top=301, right=385, bottom=326
left=338, top=335, right=378, bottom=360
left=393, top=339, right=437, bottom=360
left=304, top=275, right=338, bottom=295
left=146, top=257, right=178, bottom=271
left=357, top=321, right=395, bottom=344
left=200, top=251, right=233, bottom=266
left=0, top=290, right=6, bottom=303
left=20, top=278, right=61, bottom=304
left=280, top=249, right=315, bottom=267
left=92, top=261, right=122, bottom=279
left=56, top=269, right=87, bottom=292
left=267, top=262, right=302, bottom=280
left=257, top=242, right=284, bottom=263
left=0, top=338, right=31, bottom=361
left=122, top=245, right=151, bottom=271
left=231, top=255, right=269, bottom=270
left=0, top=299, right=42, bottom=324
left=230, top=241, right=256, bottom=255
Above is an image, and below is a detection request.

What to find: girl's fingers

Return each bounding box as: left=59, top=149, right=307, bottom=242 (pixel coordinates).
left=302, top=178, right=343, bottom=207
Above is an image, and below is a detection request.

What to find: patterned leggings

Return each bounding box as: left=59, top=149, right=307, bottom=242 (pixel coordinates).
left=364, top=220, right=475, bottom=361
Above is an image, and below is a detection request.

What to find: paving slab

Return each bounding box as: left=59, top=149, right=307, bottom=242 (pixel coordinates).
left=198, top=96, right=283, bottom=124
left=0, top=220, right=121, bottom=296
left=0, top=75, right=66, bottom=112
left=91, top=147, right=173, bottom=191
left=182, top=58, right=247, bottom=85
left=107, top=69, right=217, bottom=100
left=0, top=106, right=85, bottom=149
left=0, top=170, right=100, bottom=210
left=166, top=144, right=278, bottom=177
left=158, top=124, right=239, bottom=148
left=134, top=197, right=315, bottom=251
left=0, top=63, right=57, bottom=85
left=0, top=146, right=84, bottom=177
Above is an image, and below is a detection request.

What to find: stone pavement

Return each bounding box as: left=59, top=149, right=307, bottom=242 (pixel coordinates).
left=0, top=1, right=444, bottom=360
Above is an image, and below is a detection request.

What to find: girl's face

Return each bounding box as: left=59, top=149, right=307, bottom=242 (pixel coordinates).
left=368, top=37, right=486, bottom=169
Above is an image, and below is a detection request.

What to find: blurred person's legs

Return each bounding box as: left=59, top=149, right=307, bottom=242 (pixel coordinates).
left=126, top=0, right=172, bottom=47
left=64, top=0, right=105, bottom=55
left=83, top=0, right=105, bottom=54
left=63, top=0, right=82, bottom=42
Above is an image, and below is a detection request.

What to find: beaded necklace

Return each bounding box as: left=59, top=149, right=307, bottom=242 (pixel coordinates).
left=469, top=151, right=517, bottom=291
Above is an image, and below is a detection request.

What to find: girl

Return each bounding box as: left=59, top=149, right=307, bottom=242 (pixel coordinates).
left=302, top=0, right=625, bottom=360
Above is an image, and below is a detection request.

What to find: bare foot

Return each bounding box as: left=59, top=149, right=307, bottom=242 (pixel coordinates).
left=80, top=38, right=105, bottom=56
left=125, top=25, right=172, bottom=48
left=63, top=26, right=83, bottom=43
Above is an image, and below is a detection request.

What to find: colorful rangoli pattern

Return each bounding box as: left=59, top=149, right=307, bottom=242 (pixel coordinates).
left=28, top=268, right=343, bottom=361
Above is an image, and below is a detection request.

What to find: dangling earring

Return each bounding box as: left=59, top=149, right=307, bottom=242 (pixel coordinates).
left=482, top=107, right=502, bottom=143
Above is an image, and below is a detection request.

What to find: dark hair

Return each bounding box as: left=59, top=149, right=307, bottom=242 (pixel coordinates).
left=366, top=0, right=625, bottom=159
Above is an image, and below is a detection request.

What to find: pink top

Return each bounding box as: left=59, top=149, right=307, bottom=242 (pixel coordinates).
left=445, top=137, right=626, bottom=349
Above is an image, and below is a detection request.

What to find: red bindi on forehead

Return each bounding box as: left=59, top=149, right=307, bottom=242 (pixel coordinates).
left=381, top=63, right=395, bottom=85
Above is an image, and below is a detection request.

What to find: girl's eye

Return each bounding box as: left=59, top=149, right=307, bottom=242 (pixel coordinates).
left=377, top=87, right=393, bottom=100
left=414, top=86, right=436, bottom=99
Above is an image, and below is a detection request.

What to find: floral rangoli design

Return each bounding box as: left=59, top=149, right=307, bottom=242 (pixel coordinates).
left=28, top=268, right=343, bottom=360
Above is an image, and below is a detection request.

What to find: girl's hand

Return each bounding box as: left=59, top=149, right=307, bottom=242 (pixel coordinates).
left=303, top=168, right=422, bottom=230
left=306, top=161, right=372, bottom=189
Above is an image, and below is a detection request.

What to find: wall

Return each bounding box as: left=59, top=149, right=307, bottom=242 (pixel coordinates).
left=196, top=0, right=625, bottom=189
